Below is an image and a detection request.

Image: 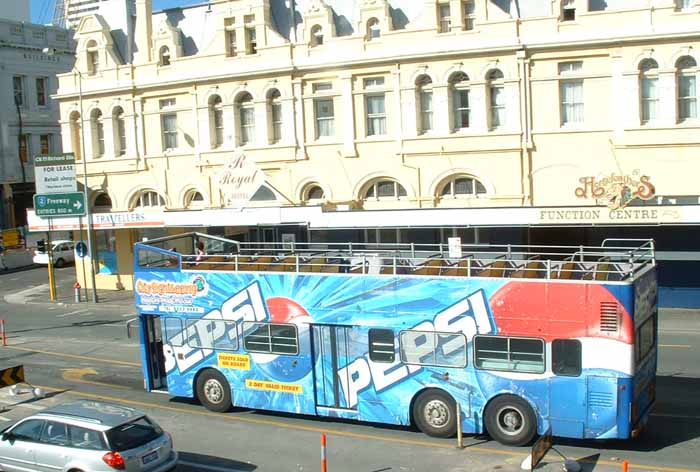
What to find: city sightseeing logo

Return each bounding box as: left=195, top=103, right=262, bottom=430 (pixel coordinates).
left=136, top=276, right=208, bottom=298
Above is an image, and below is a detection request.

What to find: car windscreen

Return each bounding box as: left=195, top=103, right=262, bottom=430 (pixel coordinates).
left=105, top=416, right=163, bottom=451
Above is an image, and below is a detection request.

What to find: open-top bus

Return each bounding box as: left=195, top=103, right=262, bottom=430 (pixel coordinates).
left=133, top=234, right=657, bottom=445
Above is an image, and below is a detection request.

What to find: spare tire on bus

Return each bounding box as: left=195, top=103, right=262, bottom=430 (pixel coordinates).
left=484, top=394, right=536, bottom=446
left=196, top=369, right=232, bottom=413
left=413, top=389, right=457, bottom=438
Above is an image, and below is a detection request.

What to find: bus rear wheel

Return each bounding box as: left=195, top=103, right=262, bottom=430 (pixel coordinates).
left=196, top=369, right=232, bottom=413
left=413, top=390, right=457, bottom=438
left=484, top=395, right=536, bottom=446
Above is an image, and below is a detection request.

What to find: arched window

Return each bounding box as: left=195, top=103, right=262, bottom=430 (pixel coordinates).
left=93, top=193, right=112, bottom=212
left=311, top=25, right=323, bottom=46
left=639, top=59, right=659, bottom=124
left=113, top=107, right=126, bottom=156
left=250, top=186, right=277, bottom=202
left=303, top=184, right=325, bottom=201
left=91, top=109, right=104, bottom=158
left=364, top=180, right=407, bottom=200
left=450, top=72, right=470, bottom=130
left=86, top=40, right=99, bottom=75
left=159, top=46, right=171, bottom=66
left=439, top=176, right=486, bottom=198
left=416, top=75, right=433, bottom=133
left=237, top=92, right=255, bottom=145
left=70, top=111, right=82, bottom=161
left=135, top=191, right=165, bottom=208
left=677, top=56, right=697, bottom=121
left=367, top=18, right=380, bottom=40
left=184, top=190, right=205, bottom=209
left=268, top=89, right=282, bottom=143
left=487, top=69, right=505, bottom=129
left=209, top=95, right=224, bottom=147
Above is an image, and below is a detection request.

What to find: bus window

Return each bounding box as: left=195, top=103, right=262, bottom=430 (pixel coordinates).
left=399, top=331, right=467, bottom=367
left=243, top=322, right=298, bottom=355
left=368, top=329, right=395, bottom=363
left=186, top=319, right=238, bottom=351
left=552, top=339, right=582, bottom=377
left=474, top=336, right=544, bottom=373
left=636, top=316, right=656, bottom=363
left=163, top=317, right=184, bottom=346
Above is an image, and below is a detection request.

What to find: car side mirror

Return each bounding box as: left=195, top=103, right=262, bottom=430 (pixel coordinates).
left=2, top=432, right=14, bottom=442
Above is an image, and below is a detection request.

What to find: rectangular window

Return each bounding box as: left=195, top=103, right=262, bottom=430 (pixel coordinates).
left=438, top=3, right=451, bottom=33
left=227, top=30, right=237, bottom=57
left=36, top=77, right=48, bottom=107
left=368, top=328, right=395, bottom=363
left=560, top=80, right=584, bottom=125
left=559, top=61, right=583, bottom=75
left=55, top=31, right=67, bottom=41
left=490, top=85, right=505, bottom=128
left=420, top=90, right=433, bottom=132
left=400, top=330, right=467, bottom=367
left=366, top=95, right=386, bottom=136
left=562, top=0, right=576, bottom=21
left=160, top=98, right=176, bottom=108
left=271, top=102, right=282, bottom=142
left=117, top=116, right=127, bottom=155
left=13, top=76, right=25, bottom=107
left=641, top=76, right=658, bottom=123
left=246, top=26, right=257, bottom=54
left=32, top=30, right=46, bottom=40
left=161, top=113, right=178, bottom=150
left=40, top=134, right=51, bottom=154
left=474, top=335, right=545, bottom=373
left=164, top=317, right=185, bottom=346
left=679, top=74, right=697, bottom=121
left=240, top=106, right=255, bottom=144
left=454, top=89, right=470, bottom=129
left=19, top=134, right=29, bottom=163
left=635, top=315, right=656, bottom=363
left=87, top=50, right=98, bottom=75
left=313, top=82, right=333, bottom=93
left=315, top=98, right=334, bottom=138
left=11, top=24, right=23, bottom=36
left=243, top=322, right=298, bottom=355
left=363, top=77, right=385, bottom=88
left=463, top=1, right=475, bottom=30
left=678, top=0, right=691, bottom=9
left=213, top=107, right=224, bottom=146
left=552, top=339, right=582, bottom=377
left=186, top=318, right=238, bottom=351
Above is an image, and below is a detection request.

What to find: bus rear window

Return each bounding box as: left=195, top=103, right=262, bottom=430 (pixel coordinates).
left=636, top=315, right=656, bottom=363
left=105, top=416, right=163, bottom=452
left=552, top=339, right=582, bottom=377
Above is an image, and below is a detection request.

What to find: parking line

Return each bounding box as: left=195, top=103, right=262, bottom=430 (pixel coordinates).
left=2, top=346, right=140, bottom=367
left=659, top=344, right=691, bottom=348
left=57, top=309, right=88, bottom=318
left=178, top=460, right=251, bottom=472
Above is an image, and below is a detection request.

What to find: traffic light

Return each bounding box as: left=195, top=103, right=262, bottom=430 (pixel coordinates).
left=37, top=239, right=46, bottom=252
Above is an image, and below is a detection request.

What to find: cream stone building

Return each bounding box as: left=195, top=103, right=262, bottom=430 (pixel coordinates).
left=32, top=0, right=700, bottom=306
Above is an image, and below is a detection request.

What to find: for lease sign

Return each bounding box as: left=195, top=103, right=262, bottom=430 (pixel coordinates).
left=33, top=154, right=77, bottom=194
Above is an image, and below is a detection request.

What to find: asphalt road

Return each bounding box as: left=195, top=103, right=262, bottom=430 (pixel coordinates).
left=0, top=266, right=698, bottom=472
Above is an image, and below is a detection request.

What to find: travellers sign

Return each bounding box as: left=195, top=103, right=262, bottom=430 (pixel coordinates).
left=217, top=151, right=265, bottom=208
left=33, top=154, right=77, bottom=194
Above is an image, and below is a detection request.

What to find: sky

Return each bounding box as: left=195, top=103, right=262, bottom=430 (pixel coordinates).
left=30, top=0, right=204, bottom=25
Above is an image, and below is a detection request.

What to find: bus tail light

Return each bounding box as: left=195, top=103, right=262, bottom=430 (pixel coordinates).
left=102, top=451, right=125, bottom=470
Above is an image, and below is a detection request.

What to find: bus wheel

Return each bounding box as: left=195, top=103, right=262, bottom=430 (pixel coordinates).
left=413, top=390, right=457, bottom=438
left=196, top=369, right=232, bottom=413
left=484, top=395, right=536, bottom=446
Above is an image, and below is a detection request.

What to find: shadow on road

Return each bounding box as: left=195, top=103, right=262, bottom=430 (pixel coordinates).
left=177, top=451, right=257, bottom=471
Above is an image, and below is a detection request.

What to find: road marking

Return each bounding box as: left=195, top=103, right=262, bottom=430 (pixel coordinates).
left=659, top=344, right=691, bottom=348
left=57, top=309, right=88, bottom=318
left=0, top=416, right=10, bottom=422
left=62, top=367, right=128, bottom=390
left=3, top=346, right=140, bottom=367
left=122, top=313, right=136, bottom=317
left=30, top=385, right=700, bottom=472
left=178, top=460, right=251, bottom=472
left=0, top=401, right=43, bottom=411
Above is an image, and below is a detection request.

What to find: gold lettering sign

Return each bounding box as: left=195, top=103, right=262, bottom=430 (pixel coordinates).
left=575, top=170, right=655, bottom=210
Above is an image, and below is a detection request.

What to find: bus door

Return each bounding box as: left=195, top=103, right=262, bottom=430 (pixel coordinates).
left=143, top=315, right=168, bottom=391
left=311, top=325, right=355, bottom=411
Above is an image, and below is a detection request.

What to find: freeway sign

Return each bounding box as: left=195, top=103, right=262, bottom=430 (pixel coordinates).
left=33, top=192, right=86, bottom=218
left=33, top=154, right=77, bottom=194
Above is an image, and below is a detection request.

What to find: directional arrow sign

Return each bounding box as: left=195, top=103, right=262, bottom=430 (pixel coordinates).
left=0, top=365, right=25, bottom=388
left=33, top=192, right=86, bottom=218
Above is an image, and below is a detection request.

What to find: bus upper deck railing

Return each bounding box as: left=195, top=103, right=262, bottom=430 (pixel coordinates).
left=135, top=233, right=655, bottom=282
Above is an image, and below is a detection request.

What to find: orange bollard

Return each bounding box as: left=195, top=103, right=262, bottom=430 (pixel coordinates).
left=622, top=460, right=629, bottom=472
left=321, top=433, right=327, bottom=472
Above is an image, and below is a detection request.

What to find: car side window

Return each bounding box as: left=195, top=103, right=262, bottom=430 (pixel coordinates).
left=10, top=419, right=45, bottom=442
left=41, top=421, right=69, bottom=446
left=68, top=424, right=105, bottom=450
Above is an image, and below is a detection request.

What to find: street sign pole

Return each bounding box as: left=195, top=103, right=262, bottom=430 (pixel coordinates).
left=47, top=219, right=56, bottom=302
left=78, top=217, right=88, bottom=302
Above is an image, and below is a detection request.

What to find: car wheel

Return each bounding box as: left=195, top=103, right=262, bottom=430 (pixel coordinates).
left=196, top=369, right=232, bottom=413
left=55, top=258, right=65, bottom=268
left=413, top=389, right=457, bottom=438
left=484, top=394, right=536, bottom=446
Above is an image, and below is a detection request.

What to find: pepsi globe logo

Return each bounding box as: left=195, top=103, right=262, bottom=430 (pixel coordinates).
left=252, top=297, right=313, bottom=382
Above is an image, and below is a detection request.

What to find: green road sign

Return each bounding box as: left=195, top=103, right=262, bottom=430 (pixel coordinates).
left=33, top=192, right=86, bottom=218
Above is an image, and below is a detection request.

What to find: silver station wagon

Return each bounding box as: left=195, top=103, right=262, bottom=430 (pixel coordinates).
left=0, top=400, right=177, bottom=472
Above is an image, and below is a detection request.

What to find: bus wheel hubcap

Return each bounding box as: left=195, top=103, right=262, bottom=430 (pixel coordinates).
left=498, top=407, right=523, bottom=435
left=204, top=379, right=223, bottom=403
left=425, top=400, right=449, bottom=428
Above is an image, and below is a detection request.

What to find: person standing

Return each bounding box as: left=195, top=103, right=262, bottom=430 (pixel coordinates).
left=0, top=238, right=8, bottom=271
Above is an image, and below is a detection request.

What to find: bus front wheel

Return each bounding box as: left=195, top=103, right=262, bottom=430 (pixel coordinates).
left=196, top=369, right=232, bottom=413
left=413, top=390, right=457, bottom=438
left=484, top=395, right=536, bottom=446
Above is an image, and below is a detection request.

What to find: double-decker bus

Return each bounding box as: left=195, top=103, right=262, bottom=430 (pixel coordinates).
left=132, top=233, right=657, bottom=445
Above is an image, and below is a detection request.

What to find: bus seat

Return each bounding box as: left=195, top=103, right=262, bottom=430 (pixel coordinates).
left=476, top=260, right=510, bottom=277
left=320, top=264, right=340, bottom=273
left=553, top=262, right=583, bottom=280
left=237, top=255, right=255, bottom=271
left=250, top=256, right=274, bottom=271
left=412, top=258, right=443, bottom=276
left=301, top=257, right=325, bottom=272
left=511, top=260, right=546, bottom=279
left=442, top=259, right=469, bottom=277
left=274, top=256, right=297, bottom=272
